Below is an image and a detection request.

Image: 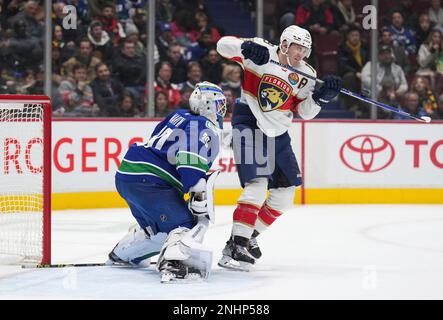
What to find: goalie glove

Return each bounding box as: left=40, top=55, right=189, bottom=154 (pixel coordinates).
left=188, top=191, right=208, bottom=216
left=188, top=178, right=208, bottom=217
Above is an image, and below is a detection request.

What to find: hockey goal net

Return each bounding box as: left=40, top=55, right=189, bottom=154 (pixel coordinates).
left=0, top=95, right=51, bottom=265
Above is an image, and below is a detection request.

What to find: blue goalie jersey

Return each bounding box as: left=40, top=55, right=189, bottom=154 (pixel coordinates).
left=116, top=109, right=220, bottom=193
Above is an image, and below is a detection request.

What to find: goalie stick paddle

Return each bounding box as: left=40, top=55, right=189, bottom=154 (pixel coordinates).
left=21, top=261, right=157, bottom=269
left=269, top=59, right=432, bottom=123
left=206, top=170, right=221, bottom=223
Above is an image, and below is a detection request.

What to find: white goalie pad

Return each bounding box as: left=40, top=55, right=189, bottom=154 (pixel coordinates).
left=180, top=248, right=212, bottom=280
left=157, top=217, right=212, bottom=282
left=110, top=224, right=167, bottom=267
left=159, top=249, right=213, bottom=283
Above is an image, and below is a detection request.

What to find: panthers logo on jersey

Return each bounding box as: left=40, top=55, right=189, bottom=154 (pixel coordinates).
left=258, top=74, right=292, bottom=112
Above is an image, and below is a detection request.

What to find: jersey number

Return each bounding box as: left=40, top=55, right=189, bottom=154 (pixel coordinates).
left=146, top=127, right=173, bottom=150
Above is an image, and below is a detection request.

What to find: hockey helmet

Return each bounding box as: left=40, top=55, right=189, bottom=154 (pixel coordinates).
left=189, top=82, right=227, bottom=129
left=280, top=25, right=312, bottom=58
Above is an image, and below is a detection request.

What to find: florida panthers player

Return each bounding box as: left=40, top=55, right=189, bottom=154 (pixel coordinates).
left=216, top=25, right=342, bottom=270
left=108, top=82, right=226, bottom=282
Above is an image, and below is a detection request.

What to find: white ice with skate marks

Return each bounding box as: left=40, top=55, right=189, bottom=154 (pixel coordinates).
left=1, top=205, right=443, bottom=299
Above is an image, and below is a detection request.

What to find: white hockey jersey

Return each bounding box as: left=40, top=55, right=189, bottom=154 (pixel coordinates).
left=217, top=36, right=321, bottom=137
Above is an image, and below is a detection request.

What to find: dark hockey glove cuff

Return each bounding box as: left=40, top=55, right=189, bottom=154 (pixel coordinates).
left=241, top=41, right=270, bottom=66
left=312, top=75, right=343, bottom=106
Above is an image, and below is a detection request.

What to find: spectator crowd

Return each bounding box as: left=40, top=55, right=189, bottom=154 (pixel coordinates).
left=278, top=0, right=443, bottom=120
left=1, top=0, right=443, bottom=120
left=0, top=0, right=234, bottom=118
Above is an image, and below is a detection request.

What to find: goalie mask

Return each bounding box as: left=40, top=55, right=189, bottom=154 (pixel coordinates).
left=280, top=25, right=312, bottom=62
left=189, top=82, right=227, bottom=129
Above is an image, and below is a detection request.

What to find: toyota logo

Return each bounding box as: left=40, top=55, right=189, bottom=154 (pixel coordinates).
left=340, top=135, right=395, bottom=172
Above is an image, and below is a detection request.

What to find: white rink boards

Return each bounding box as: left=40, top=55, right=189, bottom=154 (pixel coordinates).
left=45, top=119, right=443, bottom=208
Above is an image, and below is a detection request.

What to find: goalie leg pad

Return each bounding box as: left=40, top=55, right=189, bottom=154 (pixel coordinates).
left=109, top=224, right=167, bottom=267
left=157, top=218, right=212, bottom=283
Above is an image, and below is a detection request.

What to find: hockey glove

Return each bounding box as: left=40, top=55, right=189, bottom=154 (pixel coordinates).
left=188, top=192, right=208, bottom=217
left=241, top=41, right=270, bottom=65
left=312, top=75, right=343, bottom=106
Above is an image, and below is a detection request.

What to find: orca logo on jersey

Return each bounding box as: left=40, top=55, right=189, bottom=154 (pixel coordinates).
left=340, top=135, right=395, bottom=172
left=258, top=74, right=292, bottom=112
left=200, top=132, right=211, bottom=148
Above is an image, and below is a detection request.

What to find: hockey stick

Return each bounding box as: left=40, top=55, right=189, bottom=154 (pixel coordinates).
left=269, top=59, right=431, bottom=123
left=21, top=261, right=157, bottom=269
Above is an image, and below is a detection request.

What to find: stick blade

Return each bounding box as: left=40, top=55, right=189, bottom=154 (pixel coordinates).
left=420, top=116, right=431, bottom=123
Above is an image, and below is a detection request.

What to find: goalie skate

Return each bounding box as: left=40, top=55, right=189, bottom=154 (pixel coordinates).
left=159, top=260, right=204, bottom=283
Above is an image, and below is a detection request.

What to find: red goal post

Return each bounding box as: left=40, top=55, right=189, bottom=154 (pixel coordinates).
left=0, top=94, right=51, bottom=265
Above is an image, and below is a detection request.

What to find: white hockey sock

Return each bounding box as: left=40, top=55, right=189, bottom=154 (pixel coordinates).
left=254, top=204, right=283, bottom=234
left=254, top=186, right=295, bottom=234
left=231, top=178, right=268, bottom=240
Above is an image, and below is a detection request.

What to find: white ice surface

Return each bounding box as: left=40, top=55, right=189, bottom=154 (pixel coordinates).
left=1, top=204, right=443, bottom=299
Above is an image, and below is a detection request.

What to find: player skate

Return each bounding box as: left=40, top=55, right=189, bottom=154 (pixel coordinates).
left=218, top=236, right=256, bottom=271
left=218, top=230, right=261, bottom=270
left=247, top=231, right=262, bottom=259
